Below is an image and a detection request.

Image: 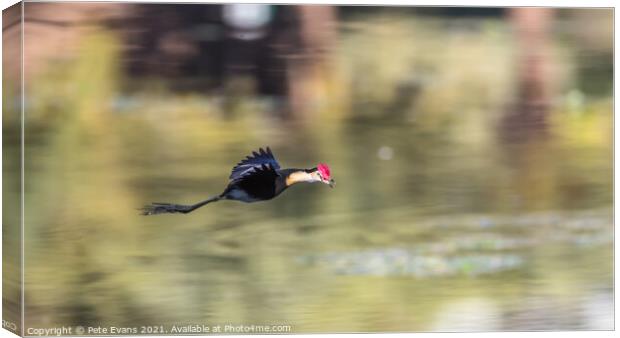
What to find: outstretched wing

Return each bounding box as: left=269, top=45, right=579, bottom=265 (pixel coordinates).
left=232, top=163, right=280, bottom=200
left=229, top=147, right=281, bottom=181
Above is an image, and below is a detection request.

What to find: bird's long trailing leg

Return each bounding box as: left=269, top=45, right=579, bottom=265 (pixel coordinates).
left=141, top=195, right=222, bottom=215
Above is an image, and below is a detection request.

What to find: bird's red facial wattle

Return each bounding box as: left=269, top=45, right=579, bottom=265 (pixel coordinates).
left=317, top=163, right=335, bottom=188
left=317, top=163, right=331, bottom=179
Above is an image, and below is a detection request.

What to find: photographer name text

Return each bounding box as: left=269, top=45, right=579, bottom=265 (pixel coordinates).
left=26, top=324, right=292, bottom=335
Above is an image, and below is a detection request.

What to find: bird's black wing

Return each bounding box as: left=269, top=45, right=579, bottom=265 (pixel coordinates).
left=232, top=163, right=280, bottom=200
left=229, top=147, right=281, bottom=181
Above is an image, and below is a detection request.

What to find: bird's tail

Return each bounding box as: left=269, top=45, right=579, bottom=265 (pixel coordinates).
left=141, top=195, right=222, bottom=215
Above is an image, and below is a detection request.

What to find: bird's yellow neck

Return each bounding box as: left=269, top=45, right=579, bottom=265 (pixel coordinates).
left=285, top=171, right=313, bottom=186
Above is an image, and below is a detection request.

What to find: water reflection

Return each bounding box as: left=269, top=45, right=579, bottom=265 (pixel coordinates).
left=300, top=250, right=525, bottom=277
left=432, top=298, right=501, bottom=331
left=2, top=3, right=613, bottom=333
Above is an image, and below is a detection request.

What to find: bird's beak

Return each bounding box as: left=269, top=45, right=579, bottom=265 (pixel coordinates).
left=328, top=178, right=335, bottom=188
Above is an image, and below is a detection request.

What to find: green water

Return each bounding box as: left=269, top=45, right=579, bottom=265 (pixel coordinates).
left=3, top=8, right=613, bottom=332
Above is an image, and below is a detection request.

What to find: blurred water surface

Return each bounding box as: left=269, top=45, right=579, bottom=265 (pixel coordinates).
left=3, top=5, right=612, bottom=332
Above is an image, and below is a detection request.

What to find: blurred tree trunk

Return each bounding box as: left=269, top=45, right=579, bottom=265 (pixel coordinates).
left=499, top=8, right=556, bottom=211
left=262, top=5, right=336, bottom=119
left=222, top=5, right=336, bottom=120
left=500, top=7, right=554, bottom=143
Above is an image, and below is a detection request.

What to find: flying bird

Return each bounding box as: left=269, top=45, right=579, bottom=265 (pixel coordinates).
left=141, top=147, right=334, bottom=215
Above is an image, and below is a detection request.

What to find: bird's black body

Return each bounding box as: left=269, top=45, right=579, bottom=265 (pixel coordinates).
left=141, top=147, right=333, bottom=215
left=224, top=148, right=284, bottom=201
